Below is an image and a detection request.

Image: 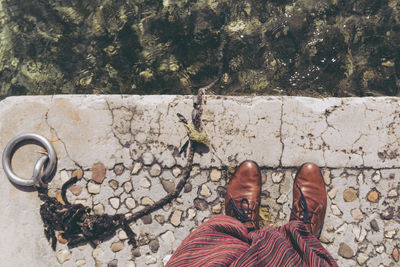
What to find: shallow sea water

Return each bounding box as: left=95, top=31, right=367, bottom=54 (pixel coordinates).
left=0, top=0, right=399, bottom=97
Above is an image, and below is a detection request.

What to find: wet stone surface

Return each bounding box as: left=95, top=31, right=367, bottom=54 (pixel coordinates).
left=0, top=95, right=400, bottom=266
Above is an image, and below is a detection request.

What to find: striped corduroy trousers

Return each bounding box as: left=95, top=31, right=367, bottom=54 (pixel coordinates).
left=166, top=215, right=338, bottom=267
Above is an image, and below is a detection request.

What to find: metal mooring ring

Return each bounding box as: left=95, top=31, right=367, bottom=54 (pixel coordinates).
left=33, top=154, right=50, bottom=186
left=2, top=133, right=57, bottom=187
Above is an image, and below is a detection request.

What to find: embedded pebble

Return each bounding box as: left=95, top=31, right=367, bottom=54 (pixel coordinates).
left=131, top=162, right=142, bottom=174
left=380, top=207, right=394, bottom=220
left=336, top=223, right=348, bottom=233
left=367, top=189, right=379, bottom=202
left=160, top=150, right=176, bottom=168
left=76, top=259, right=86, bottom=267
left=92, top=247, right=104, bottom=261
left=110, top=197, right=120, bottom=209
left=376, top=245, right=385, bottom=254
left=272, top=172, right=283, bottom=183
left=142, top=152, right=154, bottom=165
left=351, top=208, right=363, bottom=220
left=176, top=197, right=183, bottom=204
left=212, top=203, right=222, bottom=214
left=155, top=215, right=166, bottom=224
left=72, top=168, right=84, bottom=179
left=118, top=230, right=128, bottom=240
left=319, top=233, right=332, bottom=244
left=88, top=181, right=101, bottom=194
left=187, top=208, right=196, bottom=220
left=160, top=230, right=175, bottom=243
left=192, top=166, right=200, bottom=174
left=109, top=179, right=119, bottom=190
left=56, top=249, right=71, bottom=264
left=210, top=169, right=222, bottom=181
left=150, top=164, right=162, bottom=177
left=140, top=177, right=151, bottom=188
left=372, top=171, right=381, bottom=183
left=69, top=185, right=82, bottom=196
left=161, top=179, right=175, bottom=193
left=356, top=253, right=369, bottom=265
left=322, top=169, right=331, bottom=185
left=352, top=225, right=366, bottom=242
left=93, top=203, right=104, bottom=215
left=172, top=167, right=182, bottom=177
left=141, top=214, right=152, bottom=224
left=108, top=259, right=118, bottom=267
left=132, top=248, right=141, bottom=257
left=91, top=163, right=106, bottom=183
left=111, top=241, right=124, bottom=252
left=338, top=242, right=354, bottom=259
left=163, top=203, right=171, bottom=211
left=343, top=188, right=358, bottom=202
left=194, top=198, right=208, bottom=211
left=163, top=255, right=172, bottom=266
left=184, top=182, right=192, bottom=193
left=370, top=219, right=379, bottom=231
left=200, top=184, right=211, bottom=198
left=114, top=163, right=125, bottom=175
left=145, top=255, right=157, bottom=264
left=331, top=204, right=342, bottom=216
left=170, top=210, right=182, bottom=226
left=388, top=189, right=398, bottom=197
left=384, top=229, right=396, bottom=239
left=125, top=197, right=136, bottom=209
left=124, top=181, right=133, bottom=193
left=328, top=187, right=338, bottom=199
left=74, top=199, right=87, bottom=205
left=393, top=247, right=399, bottom=262
left=149, top=239, right=160, bottom=253
left=141, top=197, right=155, bottom=206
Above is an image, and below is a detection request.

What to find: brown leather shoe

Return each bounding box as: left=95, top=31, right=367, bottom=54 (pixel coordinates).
left=225, top=160, right=261, bottom=230
left=290, top=163, right=327, bottom=238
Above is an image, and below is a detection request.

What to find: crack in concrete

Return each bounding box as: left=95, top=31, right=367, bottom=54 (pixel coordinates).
left=106, top=99, right=133, bottom=149
left=279, top=97, right=284, bottom=167
left=44, top=99, right=82, bottom=169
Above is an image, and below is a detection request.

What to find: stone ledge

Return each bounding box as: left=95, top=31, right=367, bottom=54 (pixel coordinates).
left=0, top=95, right=399, bottom=267
left=1, top=95, right=399, bottom=169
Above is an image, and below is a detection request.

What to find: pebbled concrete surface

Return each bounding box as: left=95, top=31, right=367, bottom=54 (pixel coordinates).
left=0, top=95, right=399, bottom=266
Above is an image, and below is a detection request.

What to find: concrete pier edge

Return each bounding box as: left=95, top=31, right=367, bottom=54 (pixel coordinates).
left=0, top=95, right=399, bottom=266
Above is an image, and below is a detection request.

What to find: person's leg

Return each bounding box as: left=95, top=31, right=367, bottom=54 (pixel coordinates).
left=167, top=160, right=261, bottom=266
left=167, top=162, right=338, bottom=266
left=165, top=215, right=250, bottom=267
left=231, top=163, right=337, bottom=267
left=231, top=221, right=336, bottom=266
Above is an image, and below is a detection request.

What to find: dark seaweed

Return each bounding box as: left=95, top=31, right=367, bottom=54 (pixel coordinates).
left=37, top=176, right=137, bottom=250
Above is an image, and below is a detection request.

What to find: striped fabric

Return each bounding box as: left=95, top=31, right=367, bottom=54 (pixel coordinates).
left=166, top=215, right=337, bottom=267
